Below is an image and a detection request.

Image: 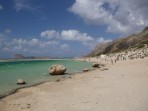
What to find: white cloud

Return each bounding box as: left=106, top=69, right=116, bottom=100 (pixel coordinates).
left=14, top=45, right=23, bottom=50
left=1, top=29, right=111, bottom=57
left=60, top=44, right=70, bottom=51
left=81, top=37, right=111, bottom=49
left=2, top=38, right=28, bottom=52
left=41, top=29, right=94, bottom=42
left=96, top=37, right=112, bottom=43
left=2, top=47, right=10, bottom=51
left=14, top=0, right=30, bottom=11
left=61, top=30, right=94, bottom=42
left=69, top=0, right=109, bottom=25
left=13, top=0, right=39, bottom=11
left=69, top=0, right=148, bottom=35
left=10, top=38, right=59, bottom=48
left=5, top=29, right=11, bottom=34
left=29, top=38, right=39, bottom=46
left=41, top=30, right=60, bottom=39
left=12, top=38, right=27, bottom=46
left=61, top=29, right=96, bottom=49
left=2, top=37, right=59, bottom=52
left=40, top=29, right=111, bottom=49
left=39, top=41, right=59, bottom=48
left=0, top=4, right=3, bottom=10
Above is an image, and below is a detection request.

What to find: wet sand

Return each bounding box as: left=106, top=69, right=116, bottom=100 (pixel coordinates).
left=0, top=57, right=148, bottom=111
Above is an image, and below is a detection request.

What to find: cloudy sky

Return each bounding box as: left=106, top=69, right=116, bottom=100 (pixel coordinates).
left=0, top=0, right=147, bottom=58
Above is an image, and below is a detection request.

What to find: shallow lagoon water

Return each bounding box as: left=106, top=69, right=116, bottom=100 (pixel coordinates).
left=0, top=59, right=92, bottom=96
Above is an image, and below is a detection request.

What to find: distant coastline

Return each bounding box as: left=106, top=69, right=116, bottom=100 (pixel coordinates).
left=0, top=58, right=74, bottom=62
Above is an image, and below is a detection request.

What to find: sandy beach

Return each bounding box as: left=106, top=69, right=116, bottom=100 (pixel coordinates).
left=0, top=57, right=148, bottom=111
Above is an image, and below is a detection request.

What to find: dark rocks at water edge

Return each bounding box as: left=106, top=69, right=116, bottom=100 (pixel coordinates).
left=48, top=64, right=66, bottom=75
left=92, top=63, right=101, bottom=68
left=92, top=63, right=106, bottom=70
left=17, top=79, right=26, bottom=85
left=83, top=68, right=89, bottom=72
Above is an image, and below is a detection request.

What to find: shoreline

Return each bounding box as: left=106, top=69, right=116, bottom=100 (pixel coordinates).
left=0, top=60, right=95, bottom=99
left=0, top=58, right=74, bottom=62
left=0, top=81, right=48, bottom=99
left=0, top=56, right=140, bottom=99
left=0, top=57, right=148, bottom=111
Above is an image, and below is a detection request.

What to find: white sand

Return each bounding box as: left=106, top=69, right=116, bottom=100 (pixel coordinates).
left=0, top=58, right=148, bottom=111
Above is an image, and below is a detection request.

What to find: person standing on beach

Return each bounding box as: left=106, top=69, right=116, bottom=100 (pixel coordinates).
left=111, top=59, right=113, bottom=64
left=111, top=57, right=114, bottom=65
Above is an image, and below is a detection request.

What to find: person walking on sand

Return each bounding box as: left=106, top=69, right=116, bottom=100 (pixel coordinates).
left=111, top=58, right=113, bottom=65
left=114, top=58, right=116, bottom=64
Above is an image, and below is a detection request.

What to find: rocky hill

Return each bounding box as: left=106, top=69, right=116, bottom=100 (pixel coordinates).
left=14, top=54, right=53, bottom=59
left=87, top=27, right=148, bottom=57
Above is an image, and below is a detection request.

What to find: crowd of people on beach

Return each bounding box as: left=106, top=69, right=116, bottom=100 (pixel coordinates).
left=79, top=47, right=148, bottom=65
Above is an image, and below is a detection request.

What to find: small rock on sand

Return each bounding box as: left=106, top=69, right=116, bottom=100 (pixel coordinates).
left=17, top=79, right=26, bottom=85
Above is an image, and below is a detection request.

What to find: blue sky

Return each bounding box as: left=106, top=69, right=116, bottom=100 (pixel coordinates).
left=0, top=0, right=147, bottom=58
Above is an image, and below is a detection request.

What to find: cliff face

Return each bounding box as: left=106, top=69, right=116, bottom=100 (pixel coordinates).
left=87, top=27, right=148, bottom=57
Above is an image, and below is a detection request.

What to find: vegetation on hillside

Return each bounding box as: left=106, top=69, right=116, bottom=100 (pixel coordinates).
left=87, top=27, right=148, bottom=57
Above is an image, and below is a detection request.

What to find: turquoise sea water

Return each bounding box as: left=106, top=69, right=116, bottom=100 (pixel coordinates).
left=0, top=59, right=92, bottom=96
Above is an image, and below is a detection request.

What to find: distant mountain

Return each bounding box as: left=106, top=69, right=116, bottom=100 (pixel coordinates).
left=14, top=54, right=53, bottom=59
left=87, top=27, right=148, bottom=57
